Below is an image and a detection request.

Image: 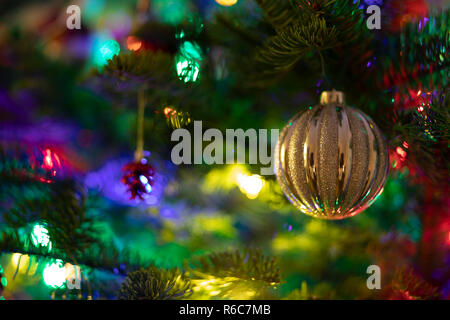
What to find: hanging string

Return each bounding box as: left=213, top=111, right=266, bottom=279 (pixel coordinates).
left=133, top=1, right=148, bottom=163
left=135, top=89, right=146, bottom=161
left=317, top=50, right=333, bottom=91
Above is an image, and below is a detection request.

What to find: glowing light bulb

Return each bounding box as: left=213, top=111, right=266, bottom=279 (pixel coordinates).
left=11, top=253, right=38, bottom=275
left=43, top=259, right=66, bottom=288
left=126, top=36, right=142, bottom=51
left=100, top=39, right=120, bottom=60
left=31, top=223, right=52, bottom=251
left=12, top=253, right=25, bottom=267
left=175, top=41, right=202, bottom=83
left=93, top=39, right=121, bottom=67
left=180, top=41, right=202, bottom=61
left=216, top=0, right=238, bottom=6
left=236, top=173, right=265, bottom=199
left=153, top=0, right=189, bottom=25
left=43, top=149, right=54, bottom=169
left=163, top=107, right=176, bottom=118
left=176, top=57, right=200, bottom=82
left=396, top=147, right=407, bottom=158
left=39, top=148, right=61, bottom=178
left=0, top=264, right=6, bottom=292
left=176, top=30, right=185, bottom=39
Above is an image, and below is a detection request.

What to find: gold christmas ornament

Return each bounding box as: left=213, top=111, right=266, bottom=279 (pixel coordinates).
left=274, top=90, right=389, bottom=219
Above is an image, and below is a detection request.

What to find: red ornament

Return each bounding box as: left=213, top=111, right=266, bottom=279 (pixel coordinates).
left=121, top=161, right=156, bottom=200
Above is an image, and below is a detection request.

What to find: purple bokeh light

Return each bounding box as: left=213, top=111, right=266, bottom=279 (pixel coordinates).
left=85, top=156, right=175, bottom=207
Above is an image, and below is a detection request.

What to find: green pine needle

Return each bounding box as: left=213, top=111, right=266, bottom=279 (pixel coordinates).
left=188, top=248, right=281, bottom=284
left=119, top=267, right=192, bottom=300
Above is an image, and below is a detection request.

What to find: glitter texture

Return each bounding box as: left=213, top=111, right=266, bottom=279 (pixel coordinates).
left=274, top=91, right=389, bottom=219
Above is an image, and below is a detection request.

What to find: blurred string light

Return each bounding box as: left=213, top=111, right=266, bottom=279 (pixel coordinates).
left=163, top=107, right=176, bottom=117
left=412, top=90, right=440, bottom=142
left=43, top=262, right=82, bottom=290
left=31, top=148, right=63, bottom=183
left=83, top=0, right=132, bottom=38
left=175, top=37, right=202, bottom=83
left=126, top=36, right=142, bottom=51
left=201, top=165, right=265, bottom=199
left=99, top=40, right=120, bottom=62
left=11, top=253, right=32, bottom=271
left=175, top=30, right=185, bottom=39
left=216, top=0, right=238, bottom=6
left=92, top=36, right=120, bottom=67
left=163, top=107, right=191, bottom=129
left=190, top=215, right=236, bottom=238
left=41, top=148, right=61, bottom=176
left=0, top=264, right=6, bottom=300
left=83, top=0, right=106, bottom=26
left=390, top=141, right=408, bottom=170
left=235, top=172, right=265, bottom=200
left=176, top=59, right=200, bottom=82
left=43, top=260, right=66, bottom=288
left=272, top=220, right=342, bottom=253
left=152, top=0, right=190, bottom=25
left=31, top=223, right=52, bottom=251
left=180, top=41, right=202, bottom=61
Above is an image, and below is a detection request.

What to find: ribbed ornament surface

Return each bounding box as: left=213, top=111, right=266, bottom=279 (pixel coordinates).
left=274, top=92, right=388, bottom=219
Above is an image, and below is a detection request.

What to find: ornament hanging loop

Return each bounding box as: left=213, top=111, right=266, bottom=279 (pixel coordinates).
left=320, top=89, right=345, bottom=105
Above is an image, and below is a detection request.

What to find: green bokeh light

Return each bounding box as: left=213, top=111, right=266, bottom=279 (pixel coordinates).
left=43, top=259, right=66, bottom=288
left=92, top=38, right=120, bottom=68
left=99, top=40, right=120, bottom=62
left=152, top=0, right=190, bottom=25
left=180, top=41, right=203, bottom=61
left=175, top=41, right=202, bottom=83
left=31, top=223, right=52, bottom=251
left=176, top=58, right=200, bottom=82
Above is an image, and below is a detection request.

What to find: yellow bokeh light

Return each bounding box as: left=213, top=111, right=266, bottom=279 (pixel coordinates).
left=202, top=165, right=265, bottom=199
left=191, top=215, right=236, bottom=237
left=216, top=0, right=238, bottom=6
left=236, top=173, right=265, bottom=199
left=11, top=253, right=37, bottom=273
left=12, top=253, right=25, bottom=267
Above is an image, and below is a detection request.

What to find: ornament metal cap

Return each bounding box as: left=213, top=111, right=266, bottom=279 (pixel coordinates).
left=320, top=89, right=344, bottom=105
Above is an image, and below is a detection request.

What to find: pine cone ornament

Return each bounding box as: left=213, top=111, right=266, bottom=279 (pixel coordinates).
left=121, top=161, right=156, bottom=200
